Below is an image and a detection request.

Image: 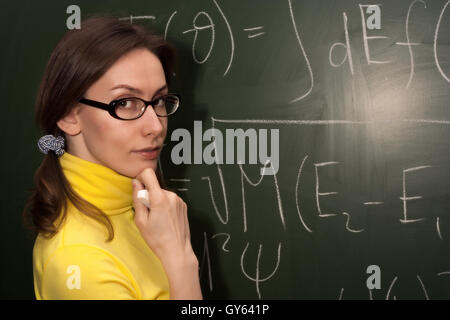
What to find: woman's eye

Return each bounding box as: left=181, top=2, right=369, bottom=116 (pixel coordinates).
left=154, top=97, right=164, bottom=106
left=117, top=99, right=134, bottom=108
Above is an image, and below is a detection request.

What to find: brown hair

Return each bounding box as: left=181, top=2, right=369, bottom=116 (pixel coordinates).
left=23, top=15, right=176, bottom=242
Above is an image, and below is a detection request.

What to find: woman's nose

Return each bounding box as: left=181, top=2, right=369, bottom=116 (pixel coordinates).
left=139, top=106, right=164, bottom=136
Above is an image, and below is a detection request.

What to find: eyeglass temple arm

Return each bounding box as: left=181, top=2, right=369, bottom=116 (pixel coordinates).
left=79, top=98, right=111, bottom=111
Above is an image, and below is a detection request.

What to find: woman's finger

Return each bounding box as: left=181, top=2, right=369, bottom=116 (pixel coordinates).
left=136, top=168, right=164, bottom=206
left=182, top=200, right=190, bottom=241
left=176, top=196, right=185, bottom=239
left=132, top=178, right=149, bottom=227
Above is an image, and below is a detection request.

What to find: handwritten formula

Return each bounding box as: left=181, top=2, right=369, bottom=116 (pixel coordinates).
left=120, top=0, right=450, bottom=299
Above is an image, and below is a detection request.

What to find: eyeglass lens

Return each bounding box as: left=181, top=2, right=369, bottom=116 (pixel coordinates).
left=115, top=95, right=179, bottom=119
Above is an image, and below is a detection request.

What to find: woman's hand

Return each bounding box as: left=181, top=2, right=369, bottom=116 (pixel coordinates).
left=132, top=168, right=192, bottom=265
left=131, top=168, right=202, bottom=299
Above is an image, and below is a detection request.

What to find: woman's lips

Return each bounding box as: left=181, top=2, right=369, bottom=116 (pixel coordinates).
left=133, top=147, right=161, bottom=160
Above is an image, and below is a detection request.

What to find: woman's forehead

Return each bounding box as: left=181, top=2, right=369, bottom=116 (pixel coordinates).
left=109, top=50, right=163, bottom=75
left=91, top=49, right=167, bottom=96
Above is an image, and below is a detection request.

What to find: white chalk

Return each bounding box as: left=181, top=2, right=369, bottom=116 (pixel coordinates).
left=137, top=189, right=150, bottom=208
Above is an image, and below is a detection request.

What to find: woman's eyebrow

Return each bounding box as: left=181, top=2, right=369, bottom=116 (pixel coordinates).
left=154, top=84, right=168, bottom=95
left=110, top=84, right=143, bottom=94
left=110, top=84, right=168, bottom=95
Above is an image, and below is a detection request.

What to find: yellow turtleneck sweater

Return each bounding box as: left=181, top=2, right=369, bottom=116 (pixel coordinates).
left=32, top=152, right=170, bottom=300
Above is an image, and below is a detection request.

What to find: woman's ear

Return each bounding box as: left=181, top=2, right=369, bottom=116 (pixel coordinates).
left=57, top=106, right=82, bottom=136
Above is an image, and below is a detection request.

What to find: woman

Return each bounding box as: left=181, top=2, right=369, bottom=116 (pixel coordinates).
left=23, top=16, right=202, bottom=300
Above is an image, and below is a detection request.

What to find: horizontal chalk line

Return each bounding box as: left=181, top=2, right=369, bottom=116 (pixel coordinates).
left=211, top=118, right=450, bottom=125
left=118, top=15, right=156, bottom=20
left=248, top=32, right=265, bottom=38
left=243, top=26, right=264, bottom=31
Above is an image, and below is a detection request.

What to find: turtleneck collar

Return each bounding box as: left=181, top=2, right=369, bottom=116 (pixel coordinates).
left=59, top=152, right=133, bottom=216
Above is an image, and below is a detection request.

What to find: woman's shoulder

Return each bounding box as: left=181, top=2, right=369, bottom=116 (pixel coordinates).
left=33, top=205, right=113, bottom=264
left=33, top=240, right=140, bottom=299
left=33, top=208, right=138, bottom=298
left=62, top=205, right=113, bottom=246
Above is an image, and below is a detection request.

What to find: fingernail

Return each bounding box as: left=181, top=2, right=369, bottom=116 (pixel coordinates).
left=132, top=179, right=137, bottom=188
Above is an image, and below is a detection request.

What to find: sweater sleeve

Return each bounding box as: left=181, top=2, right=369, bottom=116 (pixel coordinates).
left=39, top=244, right=140, bottom=300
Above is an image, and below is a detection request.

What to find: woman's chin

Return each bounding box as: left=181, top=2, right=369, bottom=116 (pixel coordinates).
left=136, top=159, right=158, bottom=171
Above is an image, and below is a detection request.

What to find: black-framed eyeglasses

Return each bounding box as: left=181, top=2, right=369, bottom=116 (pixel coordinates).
left=78, top=94, right=181, bottom=120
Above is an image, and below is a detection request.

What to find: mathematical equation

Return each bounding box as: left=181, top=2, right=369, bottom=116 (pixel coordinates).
left=165, top=142, right=450, bottom=299
left=120, top=0, right=450, bottom=104
left=199, top=231, right=450, bottom=299
left=120, top=0, right=450, bottom=299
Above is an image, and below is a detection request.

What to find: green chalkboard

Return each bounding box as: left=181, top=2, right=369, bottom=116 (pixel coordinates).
left=2, top=0, right=450, bottom=299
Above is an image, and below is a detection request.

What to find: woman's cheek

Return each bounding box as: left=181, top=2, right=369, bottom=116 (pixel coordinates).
left=160, top=119, right=168, bottom=140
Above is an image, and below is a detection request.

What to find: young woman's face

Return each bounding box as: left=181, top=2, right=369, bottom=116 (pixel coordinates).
left=65, top=48, right=168, bottom=178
